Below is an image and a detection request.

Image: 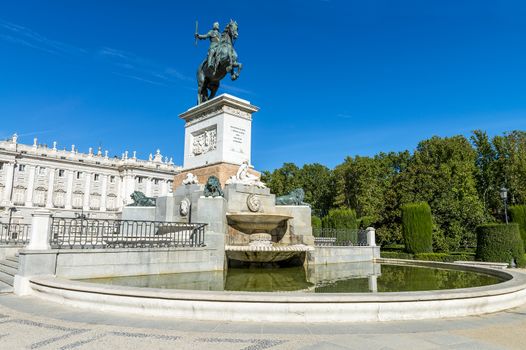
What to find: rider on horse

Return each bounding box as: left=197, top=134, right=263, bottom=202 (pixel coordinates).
left=195, top=22, right=221, bottom=74
left=195, top=20, right=242, bottom=105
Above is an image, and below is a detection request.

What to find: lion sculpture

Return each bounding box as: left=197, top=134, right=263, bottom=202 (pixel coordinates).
left=275, top=188, right=309, bottom=206
left=204, top=176, right=224, bottom=198
left=128, top=191, right=156, bottom=207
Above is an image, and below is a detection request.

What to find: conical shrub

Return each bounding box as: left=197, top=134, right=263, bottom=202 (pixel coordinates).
left=510, top=205, right=526, bottom=247
left=401, top=202, right=433, bottom=254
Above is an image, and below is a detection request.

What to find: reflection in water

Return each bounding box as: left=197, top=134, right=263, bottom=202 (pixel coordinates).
left=226, top=266, right=314, bottom=292
left=81, top=263, right=504, bottom=293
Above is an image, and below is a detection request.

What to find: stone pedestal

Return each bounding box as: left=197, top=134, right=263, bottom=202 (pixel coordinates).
left=121, top=206, right=156, bottom=221
left=173, top=162, right=260, bottom=188
left=274, top=205, right=314, bottom=246
left=179, top=93, right=259, bottom=172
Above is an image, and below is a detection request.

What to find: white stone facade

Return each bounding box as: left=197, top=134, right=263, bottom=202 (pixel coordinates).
left=0, top=134, right=181, bottom=221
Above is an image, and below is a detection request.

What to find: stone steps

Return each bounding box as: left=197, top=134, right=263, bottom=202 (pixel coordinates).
left=0, top=270, right=14, bottom=286
left=0, top=255, right=20, bottom=292
left=0, top=280, right=13, bottom=294
left=0, top=259, right=18, bottom=269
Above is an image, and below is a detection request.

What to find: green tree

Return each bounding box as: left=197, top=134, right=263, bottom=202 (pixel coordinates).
left=261, top=163, right=301, bottom=196
left=492, top=131, right=526, bottom=206
left=471, top=130, right=500, bottom=217
left=334, top=151, right=411, bottom=245
left=297, top=163, right=335, bottom=216
left=261, top=162, right=335, bottom=216
left=397, top=135, right=485, bottom=251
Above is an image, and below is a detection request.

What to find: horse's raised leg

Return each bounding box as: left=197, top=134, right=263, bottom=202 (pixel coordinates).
left=231, top=62, right=242, bottom=81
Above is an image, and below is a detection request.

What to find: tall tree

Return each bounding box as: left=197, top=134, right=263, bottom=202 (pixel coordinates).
left=471, top=130, right=499, bottom=217
left=398, top=135, right=485, bottom=251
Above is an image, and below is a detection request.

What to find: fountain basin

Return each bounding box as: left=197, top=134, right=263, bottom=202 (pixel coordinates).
left=226, top=213, right=292, bottom=234
left=226, top=244, right=314, bottom=263
left=28, top=261, right=526, bottom=323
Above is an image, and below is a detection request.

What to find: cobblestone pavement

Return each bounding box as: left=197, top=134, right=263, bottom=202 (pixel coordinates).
left=1, top=294, right=526, bottom=349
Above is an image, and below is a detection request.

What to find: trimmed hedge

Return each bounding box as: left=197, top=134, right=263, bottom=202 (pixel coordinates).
left=311, top=216, right=322, bottom=229
left=510, top=205, right=526, bottom=246
left=414, top=252, right=475, bottom=262
left=322, top=208, right=358, bottom=230
left=380, top=251, right=475, bottom=262
left=358, top=216, right=375, bottom=229
left=380, top=251, right=414, bottom=260
left=401, top=202, right=433, bottom=254
left=381, top=244, right=406, bottom=252
left=475, top=223, right=526, bottom=267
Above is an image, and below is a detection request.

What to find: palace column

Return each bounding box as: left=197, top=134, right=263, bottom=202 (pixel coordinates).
left=3, top=163, right=15, bottom=206
left=64, top=170, right=74, bottom=210
left=100, top=174, right=108, bottom=212
left=45, top=168, right=55, bottom=208
left=83, top=172, right=92, bottom=211
left=24, top=165, right=36, bottom=207
left=160, top=179, right=168, bottom=196
left=116, top=176, right=123, bottom=210
left=121, top=173, right=135, bottom=205
left=145, top=177, right=153, bottom=197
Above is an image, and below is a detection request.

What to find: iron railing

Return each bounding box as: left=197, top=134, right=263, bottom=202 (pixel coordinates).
left=50, top=217, right=206, bottom=249
left=313, top=228, right=368, bottom=246
left=0, top=223, right=31, bottom=245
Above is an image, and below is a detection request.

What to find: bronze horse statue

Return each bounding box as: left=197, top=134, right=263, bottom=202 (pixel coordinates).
left=196, top=20, right=242, bottom=104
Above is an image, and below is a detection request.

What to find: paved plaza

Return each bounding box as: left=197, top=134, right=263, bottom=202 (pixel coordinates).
left=0, top=294, right=525, bottom=349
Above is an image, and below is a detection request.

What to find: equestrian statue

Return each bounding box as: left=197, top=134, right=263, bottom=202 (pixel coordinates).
left=195, top=20, right=242, bottom=104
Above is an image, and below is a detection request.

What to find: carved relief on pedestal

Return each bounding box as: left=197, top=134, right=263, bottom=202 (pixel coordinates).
left=180, top=197, right=191, bottom=217
left=246, top=194, right=261, bottom=212
left=192, top=126, right=217, bottom=156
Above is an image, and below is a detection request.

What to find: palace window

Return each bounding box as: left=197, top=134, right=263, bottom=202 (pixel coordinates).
left=72, top=192, right=83, bottom=209
left=94, top=174, right=100, bottom=181
left=76, top=171, right=82, bottom=179
left=53, top=191, right=65, bottom=208
left=37, top=167, right=46, bottom=176
left=154, top=179, right=159, bottom=185
left=0, top=162, right=4, bottom=170
left=18, top=164, right=26, bottom=172
left=110, top=175, right=115, bottom=183
left=58, top=169, right=65, bottom=177
left=137, top=177, right=143, bottom=184
left=13, top=187, right=26, bottom=206
left=34, top=188, right=46, bottom=207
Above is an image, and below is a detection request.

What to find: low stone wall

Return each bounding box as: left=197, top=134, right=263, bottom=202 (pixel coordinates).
left=312, top=246, right=380, bottom=265
left=0, top=245, right=22, bottom=260
left=27, top=265, right=526, bottom=322
left=16, top=246, right=223, bottom=281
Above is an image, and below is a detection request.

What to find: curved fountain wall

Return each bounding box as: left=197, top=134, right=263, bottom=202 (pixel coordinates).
left=26, top=262, right=526, bottom=323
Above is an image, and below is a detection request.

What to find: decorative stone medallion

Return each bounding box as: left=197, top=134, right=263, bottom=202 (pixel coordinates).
left=246, top=194, right=261, bottom=212
left=180, top=198, right=191, bottom=217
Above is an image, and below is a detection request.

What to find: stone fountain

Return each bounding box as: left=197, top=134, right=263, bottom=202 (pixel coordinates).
left=125, top=94, right=315, bottom=267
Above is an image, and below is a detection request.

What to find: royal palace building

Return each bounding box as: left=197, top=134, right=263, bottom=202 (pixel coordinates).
left=0, top=134, right=180, bottom=222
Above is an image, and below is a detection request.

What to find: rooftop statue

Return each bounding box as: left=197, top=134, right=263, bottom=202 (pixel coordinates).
left=195, top=20, right=242, bottom=104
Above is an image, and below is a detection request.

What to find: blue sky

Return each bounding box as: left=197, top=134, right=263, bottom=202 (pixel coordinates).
left=1, top=1, right=525, bottom=171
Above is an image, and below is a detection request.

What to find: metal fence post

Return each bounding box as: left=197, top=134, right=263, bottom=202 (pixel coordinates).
left=26, top=209, right=52, bottom=250
left=366, top=227, right=376, bottom=247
